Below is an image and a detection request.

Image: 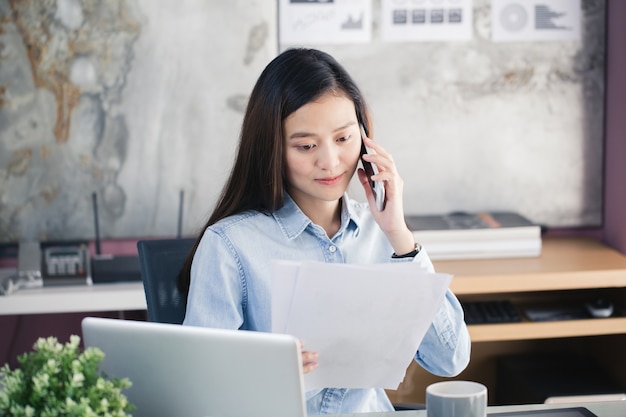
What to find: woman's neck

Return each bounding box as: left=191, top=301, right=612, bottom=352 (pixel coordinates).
left=298, top=198, right=342, bottom=238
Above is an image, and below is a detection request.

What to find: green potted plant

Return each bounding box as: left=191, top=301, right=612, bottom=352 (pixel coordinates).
left=0, top=335, right=133, bottom=417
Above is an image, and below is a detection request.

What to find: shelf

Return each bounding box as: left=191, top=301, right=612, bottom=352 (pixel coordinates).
left=0, top=281, right=146, bottom=315
left=468, top=317, right=626, bottom=342
left=436, top=237, right=626, bottom=295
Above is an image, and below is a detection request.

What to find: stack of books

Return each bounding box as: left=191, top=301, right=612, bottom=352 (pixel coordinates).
left=406, top=211, right=542, bottom=260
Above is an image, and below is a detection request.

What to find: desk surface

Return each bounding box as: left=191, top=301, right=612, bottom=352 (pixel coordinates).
left=439, top=237, right=626, bottom=295
left=328, top=400, right=626, bottom=417
left=0, top=270, right=146, bottom=315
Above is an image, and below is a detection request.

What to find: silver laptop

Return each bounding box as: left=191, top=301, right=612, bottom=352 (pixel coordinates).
left=81, top=317, right=307, bottom=417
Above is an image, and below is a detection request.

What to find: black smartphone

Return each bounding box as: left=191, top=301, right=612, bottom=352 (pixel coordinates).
left=360, top=125, right=385, bottom=211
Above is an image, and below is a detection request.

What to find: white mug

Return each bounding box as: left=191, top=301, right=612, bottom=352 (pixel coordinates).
left=426, top=380, right=488, bottom=417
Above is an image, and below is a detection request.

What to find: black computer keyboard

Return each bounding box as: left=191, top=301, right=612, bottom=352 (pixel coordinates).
left=461, top=300, right=522, bottom=324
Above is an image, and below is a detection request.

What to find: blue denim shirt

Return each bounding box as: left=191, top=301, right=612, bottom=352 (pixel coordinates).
left=183, top=193, right=470, bottom=414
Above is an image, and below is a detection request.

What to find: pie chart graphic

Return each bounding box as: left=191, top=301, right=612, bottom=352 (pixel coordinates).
left=499, top=3, right=528, bottom=32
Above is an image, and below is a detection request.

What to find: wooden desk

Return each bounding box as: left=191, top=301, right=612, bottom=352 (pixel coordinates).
left=440, top=237, right=626, bottom=342
left=0, top=280, right=146, bottom=315
left=388, top=237, right=626, bottom=405
left=443, top=237, right=626, bottom=295
left=328, top=400, right=626, bottom=416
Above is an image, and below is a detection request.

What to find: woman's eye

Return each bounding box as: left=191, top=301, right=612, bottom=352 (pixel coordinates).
left=337, top=135, right=350, bottom=143
left=297, top=144, right=315, bottom=151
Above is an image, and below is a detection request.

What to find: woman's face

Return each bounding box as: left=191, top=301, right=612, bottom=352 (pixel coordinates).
left=283, top=91, right=362, bottom=211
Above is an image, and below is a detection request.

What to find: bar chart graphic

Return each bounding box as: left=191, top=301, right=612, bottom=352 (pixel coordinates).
left=535, top=5, right=571, bottom=30
left=492, top=0, right=581, bottom=42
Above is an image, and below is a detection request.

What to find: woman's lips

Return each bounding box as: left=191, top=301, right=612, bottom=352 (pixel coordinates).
left=316, top=174, right=343, bottom=186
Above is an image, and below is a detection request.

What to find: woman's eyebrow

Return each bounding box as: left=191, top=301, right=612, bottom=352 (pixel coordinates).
left=288, top=121, right=357, bottom=141
left=288, top=131, right=315, bottom=140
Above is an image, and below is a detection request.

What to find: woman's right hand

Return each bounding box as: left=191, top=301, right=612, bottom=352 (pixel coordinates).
left=301, top=343, right=318, bottom=374
left=357, top=136, right=415, bottom=256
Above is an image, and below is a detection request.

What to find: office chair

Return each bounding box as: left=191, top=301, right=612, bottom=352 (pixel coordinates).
left=137, top=238, right=195, bottom=324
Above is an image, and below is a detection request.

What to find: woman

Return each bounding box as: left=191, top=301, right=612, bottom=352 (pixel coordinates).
left=178, top=48, right=470, bottom=414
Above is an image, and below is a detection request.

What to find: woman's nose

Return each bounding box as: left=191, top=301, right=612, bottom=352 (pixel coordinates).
left=316, top=145, right=340, bottom=170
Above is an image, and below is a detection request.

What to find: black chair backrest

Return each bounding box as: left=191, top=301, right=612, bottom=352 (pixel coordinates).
left=137, top=238, right=195, bottom=324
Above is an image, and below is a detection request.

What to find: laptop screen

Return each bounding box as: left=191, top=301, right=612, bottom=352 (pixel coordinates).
left=82, top=317, right=307, bottom=417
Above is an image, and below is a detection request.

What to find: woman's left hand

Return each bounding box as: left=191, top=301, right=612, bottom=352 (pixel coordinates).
left=301, top=342, right=318, bottom=374
left=357, top=136, right=416, bottom=256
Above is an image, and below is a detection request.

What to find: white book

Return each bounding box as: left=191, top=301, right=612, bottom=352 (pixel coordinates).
left=406, top=212, right=542, bottom=243
left=407, top=212, right=542, bottom=260
left=422, top=237, right=542, bottom=261
left=414, top=227, right=541, bottom=243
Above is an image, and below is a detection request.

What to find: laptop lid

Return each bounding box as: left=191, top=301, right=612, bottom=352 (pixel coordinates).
left=81, top=317, right=307, bottom=417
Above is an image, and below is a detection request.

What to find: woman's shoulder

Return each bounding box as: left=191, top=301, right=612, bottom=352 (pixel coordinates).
left=208, top=210, right=273, bottom=234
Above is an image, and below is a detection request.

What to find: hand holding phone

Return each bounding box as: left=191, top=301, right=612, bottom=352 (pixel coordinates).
left=360, top=125, right=385, bottom=211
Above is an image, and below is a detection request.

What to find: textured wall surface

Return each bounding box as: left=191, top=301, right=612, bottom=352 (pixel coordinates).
left=0, top=0, right=278, bottom=241
left=0, top=0, right=605, bottom=242
left=332, top=0, right=605, bottom=228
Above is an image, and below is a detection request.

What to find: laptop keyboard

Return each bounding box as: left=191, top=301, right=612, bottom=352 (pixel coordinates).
left=462, top=300, right=522, bottom=324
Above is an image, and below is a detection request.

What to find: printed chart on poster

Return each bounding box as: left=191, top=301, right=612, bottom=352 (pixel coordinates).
left=381, top=0, right=473, bottom=42
left=492, top=0, right=581, bottom=42
left=279, top=0, right=372, bottom=45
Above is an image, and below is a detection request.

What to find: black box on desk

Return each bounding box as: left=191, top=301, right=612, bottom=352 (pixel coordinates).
left=495, top=353, right=624, bottom=405
left=91, top=254, right=141, bottom=283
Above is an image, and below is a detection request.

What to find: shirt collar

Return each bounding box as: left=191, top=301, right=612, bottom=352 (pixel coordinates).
left=273, top=192, right=361, bottom=240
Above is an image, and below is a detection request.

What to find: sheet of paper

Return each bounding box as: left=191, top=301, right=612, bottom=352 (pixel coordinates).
left=271, top=261, right=300, bottom=334
left=271, top=261, right=452, bottom=390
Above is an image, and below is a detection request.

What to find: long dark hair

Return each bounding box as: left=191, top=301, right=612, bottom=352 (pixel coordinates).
left=178, top=48, right=371, bottom=295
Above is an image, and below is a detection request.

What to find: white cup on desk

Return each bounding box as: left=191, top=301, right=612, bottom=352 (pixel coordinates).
left=426, top=380, right=488, bottom=417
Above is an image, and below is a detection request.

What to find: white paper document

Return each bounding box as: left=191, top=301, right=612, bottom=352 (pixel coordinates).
left=380, top=0, right=473, bottom=42
left=278, top=0, right=372, bottom=45
left=492, top=0, right=581, bottom=43
left=271, top=261, right=452, bottom=390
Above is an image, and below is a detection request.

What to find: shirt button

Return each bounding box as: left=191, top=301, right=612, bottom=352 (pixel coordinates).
left=329, top=245, right=337, bottom=253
